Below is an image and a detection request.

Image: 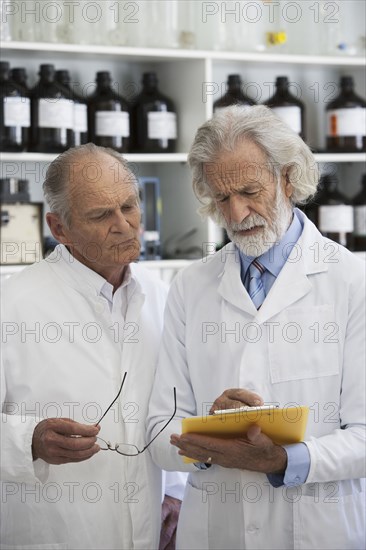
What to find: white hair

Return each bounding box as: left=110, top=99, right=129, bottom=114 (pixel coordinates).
left=188, top=105, right=319, bottom=219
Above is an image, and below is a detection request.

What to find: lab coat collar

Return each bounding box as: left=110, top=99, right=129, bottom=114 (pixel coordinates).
left=45, top=244, right=142, bottom=305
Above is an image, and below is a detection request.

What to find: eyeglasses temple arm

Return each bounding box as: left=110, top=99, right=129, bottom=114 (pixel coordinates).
left=95, top=371, right=128, bottom=426
left=141, top=387, right=177, bottom=452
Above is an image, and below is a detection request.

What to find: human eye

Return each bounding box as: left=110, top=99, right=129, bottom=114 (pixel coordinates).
left=216, top=195, right=229, bottom=203
left=91, top=211, right=110, bottom=221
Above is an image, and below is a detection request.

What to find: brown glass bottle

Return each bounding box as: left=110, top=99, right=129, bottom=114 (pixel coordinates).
left=264, top=76, right=306, bottom=142
left=214, top=74, right=256, bottom=111
left=31, top=64, right=74, bottom=153
left=87, top=71, right=130, bottom=153
left=56, top=70, right=88, bottom=147
left=352, top=174, right=366, bottom=252
left=131, top=72, right=177, bottom=153
left=0, top=61, right=30, bottom=152
left=326, top=76, right=366, bottom=152
left=317, top=173, right=354, bottom=249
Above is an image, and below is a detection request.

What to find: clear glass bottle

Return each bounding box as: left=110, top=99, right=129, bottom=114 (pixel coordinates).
left=178, top=0, right=196, bottom=49
left=326, top=76, right=366, bottom=152
left=263, top=0, right=289, bottom=53
left=264, top=76, right=306, bottom=141
left=131, top=72, right=177, bottom=153
left=0, top=0, right=13, bottom=41
left=10, top=0, right=42, bottom=42
left=214, top=74, right=256, bottom=112
left=129, top=0, right=179, bottom=48
left=0, top=61, right=30, bottom=152
left=31, top=64, right=74, bottom=153
left=317, top=173, right=354, bottom=248
left=352, top=174, right=366, bottom=252
left=87, top=71, right=130, bottom=153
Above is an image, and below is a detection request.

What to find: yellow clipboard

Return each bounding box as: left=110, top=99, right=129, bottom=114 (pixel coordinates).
left=181, top=405, right=309, bottom=463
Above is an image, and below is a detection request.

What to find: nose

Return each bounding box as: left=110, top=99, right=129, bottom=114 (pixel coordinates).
left=112, top=210, right=131, bottom=232
left=228, top=194, right=251, bottom=224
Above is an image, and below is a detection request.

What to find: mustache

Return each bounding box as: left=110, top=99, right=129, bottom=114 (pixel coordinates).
left=227, top=214, right=267, bottom=232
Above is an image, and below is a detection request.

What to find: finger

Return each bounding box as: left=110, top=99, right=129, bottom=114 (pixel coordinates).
left=210, top=388, right=263, bottom=413
left=247, top=424, right=262, bottom=441
left=52, top=418, right=100, bottom=437
left=44, top=431, right=98, bottom=452
left=55, top=443, right=101, bottom=461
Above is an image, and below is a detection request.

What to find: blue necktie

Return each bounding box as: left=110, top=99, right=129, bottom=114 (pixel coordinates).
left=248, top=259, right=266, bottom=309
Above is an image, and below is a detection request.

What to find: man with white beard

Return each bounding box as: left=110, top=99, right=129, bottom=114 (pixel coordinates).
left=147, top=106, right=366, bottom=550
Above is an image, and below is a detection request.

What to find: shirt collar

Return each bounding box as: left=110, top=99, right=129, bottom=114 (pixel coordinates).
left=239, top=208, right=303, bottom=278
left=57, top=244, right=133, bottom=304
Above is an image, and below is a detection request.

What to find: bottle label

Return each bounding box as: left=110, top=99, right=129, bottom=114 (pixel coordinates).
left=319, top=205, right=354, bottom=233
left=271, top=106, right=301, bottom=134
left=354, top=205, right=366, bottom=237
left=148, top=112, right=177, bottom=140
left=4, top=97, right=30, bottom=127
left=327, top=109, right=366, bottom=137
left=38, top=98, right=74, bottom=129
left=74, top=103, right=87, bottom=133
left=95, top=111, right=129, bottom=137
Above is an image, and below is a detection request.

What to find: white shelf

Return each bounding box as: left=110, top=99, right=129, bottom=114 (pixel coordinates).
left=1, top=152, right=365, bottom=164
left=0, top=152, right=188, bottom=163
left=1, top=41, right=365, bottom=67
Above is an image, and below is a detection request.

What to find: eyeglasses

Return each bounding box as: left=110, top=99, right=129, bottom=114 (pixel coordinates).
left=95, top=372, right=177, bottom=456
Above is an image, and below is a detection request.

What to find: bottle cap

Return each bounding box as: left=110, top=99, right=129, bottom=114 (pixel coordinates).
left=142, top=72, right=158, bottom=86
left=56, top=70, right=70, bottom=84
left=340, top=76, right=353, bottom=87
left=0, top=61, right=10, bottom=73
left=319, top=173, right=339, bottom=191
left=276, top=76, right=289, bottom=86
left=96, top=71, right=111, bottom=83
left=11, top=68, right=27, bottom=82
left=39, top=64, right=55, bottom=76
left=227, top=74, right=242, bottom=85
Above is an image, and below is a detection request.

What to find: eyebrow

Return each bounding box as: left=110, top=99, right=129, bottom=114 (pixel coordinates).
left=86, top=196, right=138, bottom=216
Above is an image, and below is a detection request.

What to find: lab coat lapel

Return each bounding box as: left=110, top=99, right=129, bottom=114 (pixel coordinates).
left=218, top=243, right=257, bottom=316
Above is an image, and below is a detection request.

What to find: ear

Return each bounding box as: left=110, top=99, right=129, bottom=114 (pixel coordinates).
left=46, top=212, right=69, bottom=244
left=281, top=168, right=293, bottom=199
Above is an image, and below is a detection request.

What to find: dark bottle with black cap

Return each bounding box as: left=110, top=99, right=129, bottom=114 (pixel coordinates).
left=317, top=173, right=354, bottom=248
left=11, top=68, right=29, bottom=92
left=264, top=76, right=306, bottom=142
left=352, top=174, right=366, bottom=252
left=87, top=71, right=130, bottom=153
left=31, top=64, right=74, bottom=153
left=0, top=61, right=30, bottom=151
left=326, top=76, right=366, bottom=152
left=214, top=74, right=256, bottom=111
left=56, top=69, right=88, bottom=147
left=131, top=72, right=177, bottom=153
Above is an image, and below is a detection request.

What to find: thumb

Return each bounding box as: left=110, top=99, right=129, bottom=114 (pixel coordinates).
left=246, top=424, right=262, bottom=442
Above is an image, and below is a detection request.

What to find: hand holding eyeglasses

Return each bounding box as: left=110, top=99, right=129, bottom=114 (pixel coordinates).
left=32, top=418, right=101, bottom=465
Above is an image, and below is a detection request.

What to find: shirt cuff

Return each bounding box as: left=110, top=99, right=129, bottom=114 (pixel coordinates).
left=267, top=442, right=310, bottom=487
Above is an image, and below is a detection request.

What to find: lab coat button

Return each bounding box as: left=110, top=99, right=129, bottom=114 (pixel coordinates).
left=246, top=525, right=259, bottom=534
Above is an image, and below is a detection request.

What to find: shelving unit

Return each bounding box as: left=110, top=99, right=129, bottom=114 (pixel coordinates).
left=1, top=35, right=365, bottom=271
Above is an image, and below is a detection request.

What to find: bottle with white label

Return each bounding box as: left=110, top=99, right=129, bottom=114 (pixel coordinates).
left=318, top=173, right=354, bottom=248
left=264, top=76, right=306, bottom=142
left=11, top=68, right=29, bottom=91
left=87, top=71, right=130, bottom=153
left=56, top=70, right=88, bottom=147
left=31, top=64, right=74, bottom=153
left=326, top=76, right=366, bottom=152
left=0, top=61, right=30, bottom=152
left=352, top=174, right=366, bottom=252
left=131, top=72, right=177, bottom=153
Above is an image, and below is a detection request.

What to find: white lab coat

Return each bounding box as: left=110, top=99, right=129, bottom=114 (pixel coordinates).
left=147, top=210, right=366, bottom=550
left=1, top=248, right=169, bottom=550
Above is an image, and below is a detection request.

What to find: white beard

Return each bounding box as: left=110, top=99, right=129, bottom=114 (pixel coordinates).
left=215, top=189, right=293, bottom=257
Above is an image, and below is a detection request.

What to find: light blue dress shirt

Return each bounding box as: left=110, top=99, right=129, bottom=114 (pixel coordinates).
left=238, top=208, right=311, bottom=487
